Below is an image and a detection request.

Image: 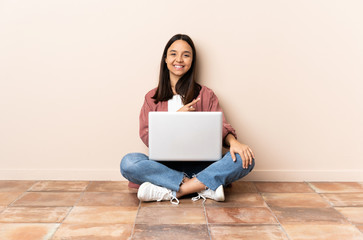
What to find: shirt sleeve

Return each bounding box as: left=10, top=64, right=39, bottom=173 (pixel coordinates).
left=139, top=95, right=153, bottom=147
left=208, top=91, right=238, bottom=147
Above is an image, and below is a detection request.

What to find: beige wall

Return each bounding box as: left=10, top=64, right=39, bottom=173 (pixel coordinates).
left=1, top=0, right=362, bottom=181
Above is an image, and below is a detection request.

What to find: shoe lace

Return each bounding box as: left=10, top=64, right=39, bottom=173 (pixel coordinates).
left=191, top=193, right=206, bottom=203
left=170, top=196, right=180, bottom=205
left=155, top=190, right=179, bottom=205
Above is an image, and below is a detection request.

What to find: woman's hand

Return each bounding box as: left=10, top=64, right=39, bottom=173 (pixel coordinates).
left=177, top=98, right=200, bottom=112
left=226, top=134, right=255, bottom=169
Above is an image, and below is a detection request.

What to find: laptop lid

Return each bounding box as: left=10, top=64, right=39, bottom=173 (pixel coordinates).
left=148, top=112, right=222, bottom=161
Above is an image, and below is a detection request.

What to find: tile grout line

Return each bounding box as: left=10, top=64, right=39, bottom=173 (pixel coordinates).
left=202, top=200, right=212, bottom=240
left=48, top=180, right=92, bottom=240
left=1, top=180, right=63, bottom=240
left=254, top=182, right=292, bottom=240
left=128, top=198, right=141, bottom=240
left=331, top=206, right=363, bottom=235
left=0, top=181, right=41, bottom=224
left=6, top=180, right=40, bottom=208
left=305, top=181, right=318, bottom=193
left=318, top=194, right=363, bottom=231
left=306, top=181, right=363, bottom=231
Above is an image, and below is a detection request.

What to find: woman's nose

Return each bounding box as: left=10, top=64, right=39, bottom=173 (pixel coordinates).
left=176, top=55, right=183, bottom=62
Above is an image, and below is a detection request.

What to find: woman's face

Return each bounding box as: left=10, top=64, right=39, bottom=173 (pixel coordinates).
left=165, top=40, right=193, bottom=80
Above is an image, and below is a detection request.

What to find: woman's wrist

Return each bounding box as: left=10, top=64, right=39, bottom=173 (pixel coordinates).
left=225, top=133, right=238, bottom=147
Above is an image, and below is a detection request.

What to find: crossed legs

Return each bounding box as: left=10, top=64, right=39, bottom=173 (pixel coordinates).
left=121, top=152, right=255, bottom=199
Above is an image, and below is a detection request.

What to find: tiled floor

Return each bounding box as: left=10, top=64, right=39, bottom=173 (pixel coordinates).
left=0, top=181, right=363, bottom=239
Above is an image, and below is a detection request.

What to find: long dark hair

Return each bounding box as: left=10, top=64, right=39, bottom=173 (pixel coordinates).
left=152, top=34, right=201, bottom=104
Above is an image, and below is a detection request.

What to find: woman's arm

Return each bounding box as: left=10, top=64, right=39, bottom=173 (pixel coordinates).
left=139, top=98, right=150, bottom=147
left=225, top=133, right=255, bottom=169
left=204, top=88, right=254, bottom=168
left=206, top=90, right=237, bottom=146
left=139, top=91, right=156, bottom=147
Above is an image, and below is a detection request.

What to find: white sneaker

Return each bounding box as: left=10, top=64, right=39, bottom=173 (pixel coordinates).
left=137, top=182, right=179, bottom=205
left=192, top=185, right=225, bottom=203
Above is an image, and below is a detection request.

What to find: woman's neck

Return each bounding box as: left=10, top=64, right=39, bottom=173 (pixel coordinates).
left=170, top=75, right=180, bottom=95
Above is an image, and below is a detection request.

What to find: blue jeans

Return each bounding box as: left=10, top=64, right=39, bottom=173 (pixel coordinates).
left=120, top=152, right=255, bottom=191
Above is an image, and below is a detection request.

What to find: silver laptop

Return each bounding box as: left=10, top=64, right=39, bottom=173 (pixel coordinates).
left=148, top=112, right=222, bottom=161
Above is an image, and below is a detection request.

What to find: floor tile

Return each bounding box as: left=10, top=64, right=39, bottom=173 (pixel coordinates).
left=262, top=193, right=331, bottom=208
left=206, top=207, right=277, bottom=224
left=323, top=193, right=363, bottom=207
left=205, top=193, right=266, bottom=207
left=77, top=192, right=139, bottom=207
left=209, top=225, right=288, bottom=240
left=64, top=206, right=138, bottom=224
left=133, top=224, right=210, bottom=240
left=1, top=180, right=362, bottom=239
left=0, top=193, right=23, bottom=206
left=0, top=207, right=71, bottom=223
left=335, top=207, right=363, bottom=225
left=140, top=198, right=203, bottom=208
left=225, top=181, right=258, bottom=193
left=136, top=207, right=206, bottom=225
left=11, top=192, right=82, bottom=207
left=0, top=223, right=59, bottom=240
left=309, top=182, right=363, bottom=193
left=29, top=181, right=89, bottom=192
left=0, top=181, right=36, bottom=192
left=52, top=223, right=133, bottom=240
left=271, top=207, right=347, bottom=224
left=86, top=181, right=137, bottom=193
left=282, top=223, right=363, bottom=240
left=254, top=182, right=314, bottom=193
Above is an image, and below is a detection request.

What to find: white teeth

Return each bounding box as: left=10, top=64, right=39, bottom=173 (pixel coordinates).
left=174, top=65, right=183, bottom=69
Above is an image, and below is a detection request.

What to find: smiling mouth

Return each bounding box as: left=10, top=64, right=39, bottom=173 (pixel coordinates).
left=174, top=65, right=184, bottom=69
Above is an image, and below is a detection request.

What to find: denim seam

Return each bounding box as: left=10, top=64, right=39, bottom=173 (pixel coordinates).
left=194, top=174, right=216, bottom=191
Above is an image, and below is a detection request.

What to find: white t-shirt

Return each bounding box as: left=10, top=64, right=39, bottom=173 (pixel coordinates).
left=168, top=95, right=184, bottom=112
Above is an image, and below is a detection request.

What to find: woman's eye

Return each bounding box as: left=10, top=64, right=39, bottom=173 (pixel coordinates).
left=184, top=55, right=190, bottom=57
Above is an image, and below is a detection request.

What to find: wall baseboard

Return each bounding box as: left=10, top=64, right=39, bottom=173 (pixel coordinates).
left=0, top=169, right=125, bottom=181
left=243, top=169, right=363, bottom=182
left=1, top=169, right=363, bottom=181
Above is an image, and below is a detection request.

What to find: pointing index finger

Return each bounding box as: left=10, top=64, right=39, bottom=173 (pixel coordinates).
left=186, top=98, right=200, bottom=107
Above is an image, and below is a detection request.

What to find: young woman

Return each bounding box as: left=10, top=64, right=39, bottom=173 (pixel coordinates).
left=120, top=34, right=255, bottom=205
